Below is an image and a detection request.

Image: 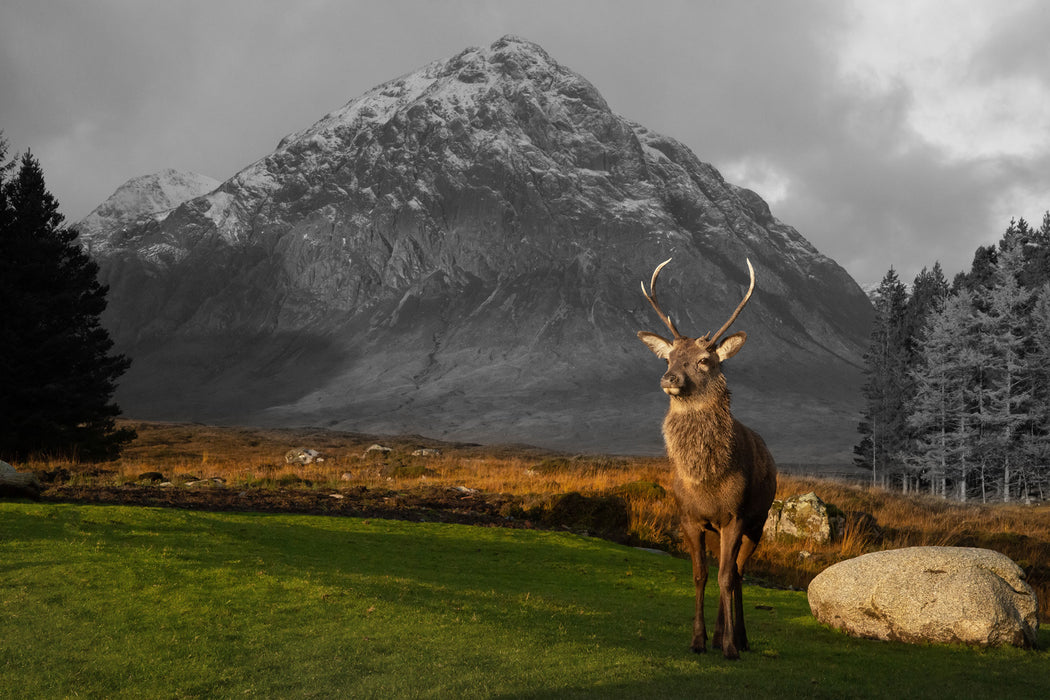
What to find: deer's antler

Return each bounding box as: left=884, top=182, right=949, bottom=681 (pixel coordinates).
left=707, top=258, right=755, bottom=346
left=640, top=258, right=683, bottom=339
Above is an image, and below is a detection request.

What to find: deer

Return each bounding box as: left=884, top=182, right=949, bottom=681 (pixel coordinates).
left=637, top=257, right=777, bottom=660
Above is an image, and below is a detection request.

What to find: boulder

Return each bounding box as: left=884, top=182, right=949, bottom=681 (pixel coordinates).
left=764, top=491, right=841, bottom=543
left=808, top=546, right=1039, bottom=648
left=0, top=460, right=43, bottom=500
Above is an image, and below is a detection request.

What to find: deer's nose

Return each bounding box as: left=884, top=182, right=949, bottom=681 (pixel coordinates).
left=661, top=372, right=683, bottom=396
left=661, top=372, right=682, bottom=388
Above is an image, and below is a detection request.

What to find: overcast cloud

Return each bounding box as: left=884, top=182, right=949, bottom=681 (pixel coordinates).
left=1, top=0, right=1048, bottom=287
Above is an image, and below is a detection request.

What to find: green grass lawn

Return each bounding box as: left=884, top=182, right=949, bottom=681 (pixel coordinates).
left=1, top=502, right=1047, bottom=699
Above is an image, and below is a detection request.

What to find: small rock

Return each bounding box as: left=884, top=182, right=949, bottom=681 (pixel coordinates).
left=186, top=477, right=226, bottom=487
left=285, top=448, right=324, bottom=465
left=412, top=448, right=442, bottom=457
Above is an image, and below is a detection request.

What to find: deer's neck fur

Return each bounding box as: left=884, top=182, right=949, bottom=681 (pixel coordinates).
left=662, top=383, right=735, bottom=481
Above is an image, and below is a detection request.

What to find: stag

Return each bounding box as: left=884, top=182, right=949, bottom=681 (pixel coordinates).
left=637, top=258, right=777, bottom=659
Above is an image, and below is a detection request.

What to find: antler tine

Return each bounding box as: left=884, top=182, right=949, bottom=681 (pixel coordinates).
left=640, top=258, right=683, bottom=339
left=708, top=258, right=756, bottom=346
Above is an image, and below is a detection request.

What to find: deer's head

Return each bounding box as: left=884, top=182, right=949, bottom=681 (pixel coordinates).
left=637, top=258, right=754, bottom=401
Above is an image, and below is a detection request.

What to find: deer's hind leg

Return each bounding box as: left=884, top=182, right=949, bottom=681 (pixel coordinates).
left=732, top=534, right=759, bottom=652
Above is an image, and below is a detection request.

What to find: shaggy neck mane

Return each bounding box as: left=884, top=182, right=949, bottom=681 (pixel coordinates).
left=663, top=385, right=734, bottom=479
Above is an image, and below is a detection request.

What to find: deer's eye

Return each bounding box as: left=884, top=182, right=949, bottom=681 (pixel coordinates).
left=697, top=358, right=710, bottom=369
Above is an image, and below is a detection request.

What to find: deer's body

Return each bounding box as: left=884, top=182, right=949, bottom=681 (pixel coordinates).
left=637, top=258, right=777, bottom=660
left=666, top=406, right=775, bottom=536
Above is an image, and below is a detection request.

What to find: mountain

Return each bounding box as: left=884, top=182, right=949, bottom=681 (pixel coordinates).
left=82, top=36, right=873, bottom=464
left=77, top=169, right=220, bottom=254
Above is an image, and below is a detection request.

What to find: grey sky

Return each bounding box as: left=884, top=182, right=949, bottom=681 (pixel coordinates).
left=2, top=0, right=1048, bottom=287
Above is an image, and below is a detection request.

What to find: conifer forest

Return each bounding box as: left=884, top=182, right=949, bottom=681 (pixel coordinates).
left=857, top=214, right=1050, bottom=502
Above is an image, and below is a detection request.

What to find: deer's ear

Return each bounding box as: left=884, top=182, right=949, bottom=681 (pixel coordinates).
left=715, top=331, right=747, bottom=362
left=637, top=331, right=672, bottom=359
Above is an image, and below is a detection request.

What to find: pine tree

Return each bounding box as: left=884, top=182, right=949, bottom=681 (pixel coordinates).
left=1029, top=283, right=1050, bottom=501
left=903, top=263, right=949, bottom=356
left=855, top=268, right=910, bottom=488
left=905, top=291, right=979, bottom=499
left=898, top=263, right=950, bottom=489
left=0, top=146, right=135, bottom=460
left=1029, top=213, right=1050, bottom=285
left=954, top=244, right=998, bottom=299
left=974, top=238, right=1034, bottom=502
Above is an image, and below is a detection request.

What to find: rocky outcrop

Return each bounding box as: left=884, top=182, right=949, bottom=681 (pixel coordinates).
left=0, top=461, right=42, bottom=500
left=81, top=36, right=873, bottom=459
left=764, top=492, right=839, bottom=543
left=808, top=547, right=1040, bottom=648
left=285, top=448, right=324, bottom=465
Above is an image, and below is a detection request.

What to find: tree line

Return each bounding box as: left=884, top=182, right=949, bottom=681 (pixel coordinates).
left=857, top=215, right=1050, bottom=502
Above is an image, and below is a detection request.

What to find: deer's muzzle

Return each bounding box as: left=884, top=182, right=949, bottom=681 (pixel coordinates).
left=661, top=373, right=683, bottom=396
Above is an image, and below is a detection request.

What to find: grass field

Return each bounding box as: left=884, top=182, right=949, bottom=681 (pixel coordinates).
left=2, top=502, right=1048, bottom=699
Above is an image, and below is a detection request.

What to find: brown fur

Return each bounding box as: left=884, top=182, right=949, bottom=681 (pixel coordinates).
left=638, top=283, right=777, bottom=660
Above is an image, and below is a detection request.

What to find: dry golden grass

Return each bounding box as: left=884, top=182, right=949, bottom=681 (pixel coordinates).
left=21, top=420, right=1050, bottom=621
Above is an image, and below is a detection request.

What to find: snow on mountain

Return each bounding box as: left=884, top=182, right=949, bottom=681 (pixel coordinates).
left=77, top=169, right=220, bottom=253
left=83, top=36, right=873, bottom=463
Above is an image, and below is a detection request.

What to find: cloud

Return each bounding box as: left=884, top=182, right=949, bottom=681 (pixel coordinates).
left=704, top=0, right=1050, bottom=285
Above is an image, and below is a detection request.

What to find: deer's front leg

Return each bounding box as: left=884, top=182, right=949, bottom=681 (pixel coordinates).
left=716, top=520, right=746, bottom=660
left=681, top=519, right=708, bottom=653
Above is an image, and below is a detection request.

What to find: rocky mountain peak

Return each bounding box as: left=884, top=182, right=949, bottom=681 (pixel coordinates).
left=77, top=168, right=219, bottom=253
left=276, top=35, right=604, bottom=153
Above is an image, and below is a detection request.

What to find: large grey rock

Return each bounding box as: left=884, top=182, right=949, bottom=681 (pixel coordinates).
left=808, top=547, right=1039, bottom=648
left=0, top=461, right=42, bottom=500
